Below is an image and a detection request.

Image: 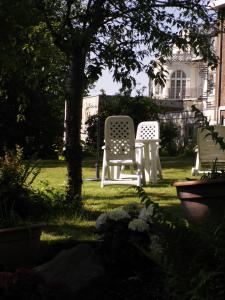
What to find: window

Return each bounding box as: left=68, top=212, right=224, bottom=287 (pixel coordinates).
left=170, top=70, right=186, bottom=99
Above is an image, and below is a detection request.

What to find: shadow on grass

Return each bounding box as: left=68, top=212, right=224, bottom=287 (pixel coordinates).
left=142, top=178, right=176, bottom=188
left=153, top=194, right=178, bottom=202
left=83, top=186, right=141, bottom=199
left=161, top=156, right=193, bottom=167
left=83, top=193, right=138, bottom=201
left=36, top=160, right=67, bottom=168
left=36, top=156, right=193, bottom=170
left=39, top=223, right=99, bottom=265
left=43, top=223, right=96, bottom=237
left=36, top=157, right=97, bottom=169
left=82, top=203, right=133, bottom=221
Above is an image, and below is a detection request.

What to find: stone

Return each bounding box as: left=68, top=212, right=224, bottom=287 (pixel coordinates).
left=35, top=243, right=105, bottom=294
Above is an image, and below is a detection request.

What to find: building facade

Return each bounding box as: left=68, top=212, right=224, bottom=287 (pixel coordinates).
left=149, top=44, right=216, bottom=146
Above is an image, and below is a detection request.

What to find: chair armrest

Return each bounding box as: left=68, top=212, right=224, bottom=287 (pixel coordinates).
left=135, top=142, right=144, bottom=149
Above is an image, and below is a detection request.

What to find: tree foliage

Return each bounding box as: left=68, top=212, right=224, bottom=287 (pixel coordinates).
left=0, top=0, right=68, bottom=158
left=35, top=0, right=217, bottom=85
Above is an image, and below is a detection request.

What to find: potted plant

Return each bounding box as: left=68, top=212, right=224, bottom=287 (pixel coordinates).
left=173, top=160, right=225, bottom=224
left=173, top=106, right=225, bottom=224
left=0, top=146, right=46, bottom=269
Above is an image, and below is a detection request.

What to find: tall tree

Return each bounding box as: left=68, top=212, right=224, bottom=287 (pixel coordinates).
left=35, top=0, right=217, bottom=205
left=0, top=0, right=68, bottom=157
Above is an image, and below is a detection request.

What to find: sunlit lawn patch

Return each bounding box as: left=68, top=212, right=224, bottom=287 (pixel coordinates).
left=34, top=156, right=195, bottom=241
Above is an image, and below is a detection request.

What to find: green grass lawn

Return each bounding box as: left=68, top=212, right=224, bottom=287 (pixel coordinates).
left=34, top=156, right=197, bottom=242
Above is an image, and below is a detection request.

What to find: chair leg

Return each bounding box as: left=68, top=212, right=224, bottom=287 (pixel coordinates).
left=101, top=151, right=107, bottom=188
left=192, top=152, right=200, bottom=176
left=101, top=165, right=105, bottom=188
left=136, top=147, right=146, bottom=185
left=136, top=169, right=142, bottom=186
left=157, top=155, right=163, bottom=179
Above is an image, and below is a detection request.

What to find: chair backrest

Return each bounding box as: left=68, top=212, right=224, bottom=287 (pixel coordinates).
left=198, top=125, right=225, bottom=167
left=104, top=115, right=136, bottom=161
left=136, top=121, right=160, bottom=140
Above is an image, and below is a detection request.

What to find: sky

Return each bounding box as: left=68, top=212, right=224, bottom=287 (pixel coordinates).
left=89, top=68, right=150, bottom=97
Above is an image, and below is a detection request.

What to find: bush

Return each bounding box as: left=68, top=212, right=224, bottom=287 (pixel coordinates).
left=160, top=122, right=180, bottom=156
left=0, top=146, right=43, bottom=227
left=84, top=95, right=161, bottom=153
left=0, top=146, right=71, bottom=227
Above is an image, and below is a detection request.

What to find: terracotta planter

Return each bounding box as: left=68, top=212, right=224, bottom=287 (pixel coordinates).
left=0, top=223, right=45, bottom=269
left=173, top=178, right=225, bottom=224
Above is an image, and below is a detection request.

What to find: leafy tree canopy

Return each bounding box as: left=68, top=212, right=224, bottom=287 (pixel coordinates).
left=0, top=0, right=68, bottom=157
left=36, top=0, right=218, bottom=90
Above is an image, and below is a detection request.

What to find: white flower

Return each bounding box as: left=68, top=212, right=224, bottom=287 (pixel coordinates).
left=96, top=212, right=108, bottom=230
left=107, top=210, right=131, bottom=221
left=128, top=218, right=150, bottom=232
left=123, top=202, right=141, bottom=216
left=138, top=204, right=155, bottom=222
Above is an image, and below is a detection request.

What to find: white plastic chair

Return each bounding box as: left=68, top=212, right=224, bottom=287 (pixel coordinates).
left=101, top=116, right=143, bottom=187
left=136, top=121, right=163, bottom=181
left=192, top=125, right=225, bottom=176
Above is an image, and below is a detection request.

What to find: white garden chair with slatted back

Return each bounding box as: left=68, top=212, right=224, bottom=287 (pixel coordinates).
left=192, top=125, right=225, bottom=176
left=136, top=121, right=163, bottom=181
left=101, top=115, right=143, bottom=187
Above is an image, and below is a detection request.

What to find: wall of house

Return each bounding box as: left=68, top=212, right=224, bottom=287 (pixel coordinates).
left=150, top=48, right=217, bottom=146
left=151, top=59, right=207, bottom=101
left=81, top=95, right=118, bottom=141
left=215, top=15, right=225, bottom=123
left=81, top=95, right=100, bottom=141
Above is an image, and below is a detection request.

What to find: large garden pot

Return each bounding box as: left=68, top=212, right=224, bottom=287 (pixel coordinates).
left=173, top=178, right=225, bottom=224
left=0, top=223, right=45, bottom=269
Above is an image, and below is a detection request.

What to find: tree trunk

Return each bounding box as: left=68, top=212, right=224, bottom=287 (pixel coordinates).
left=65, top=52, right=86, bottom=207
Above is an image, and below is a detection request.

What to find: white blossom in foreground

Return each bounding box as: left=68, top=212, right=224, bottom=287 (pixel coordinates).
left=96, top=212, right=108, bottom=230
left=122, top=202, right=141, bottom=217
left=107, top=210, right=131, bottom=221
left=139, top=204, right=155, bottom=222
left=128, top=218, right=150, bottom=233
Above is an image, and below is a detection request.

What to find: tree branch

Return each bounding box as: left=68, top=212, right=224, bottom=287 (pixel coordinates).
left=60, top=0, right=73, bottom=31
left=34, top=0, right=69, bottom=54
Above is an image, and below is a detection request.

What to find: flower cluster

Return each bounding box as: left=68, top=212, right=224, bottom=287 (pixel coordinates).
left=96, top=200, right=164, bottom=268
left=96, top=204, right=151, bottom=237
left=96, top=210, right=131, bottom=231
left=107, top=210, right=130, bottom=221
left=128, top=218, right=150, bottom=232
left=139, top=204, right=154, bottom=222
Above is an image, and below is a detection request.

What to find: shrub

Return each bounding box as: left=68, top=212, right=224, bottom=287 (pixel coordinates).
left=0, top=146, right=43, bottom=227
left=160, top=122, right=180, bottom=156
left=84, top=95, right=161, bottom=153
